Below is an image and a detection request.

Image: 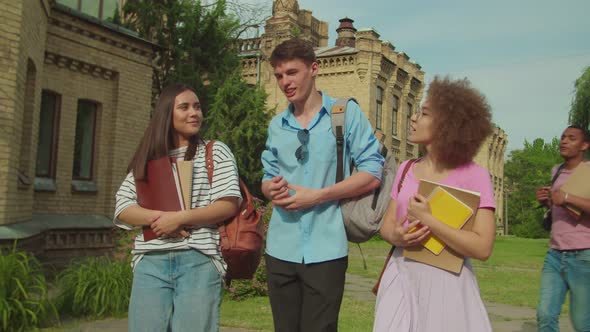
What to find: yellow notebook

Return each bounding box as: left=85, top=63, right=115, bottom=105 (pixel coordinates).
left=403, top=179, right=480, bottom=274
left=422, top=186, right=474, bottom=255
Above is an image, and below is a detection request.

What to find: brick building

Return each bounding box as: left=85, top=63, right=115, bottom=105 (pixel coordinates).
left=239, top=0, right=508, bottom=232
left=474, top=127, right=508, bottom=234
left=0, top=0, right=155, bottom=262
left=240, top=1, right=425, bottom=161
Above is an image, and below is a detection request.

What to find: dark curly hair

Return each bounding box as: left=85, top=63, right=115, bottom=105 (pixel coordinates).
left=425, top=76, right=493, bottom=169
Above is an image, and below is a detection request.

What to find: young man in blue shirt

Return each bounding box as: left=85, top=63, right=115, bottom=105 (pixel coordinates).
left=261, top=38, right=384, bottom=332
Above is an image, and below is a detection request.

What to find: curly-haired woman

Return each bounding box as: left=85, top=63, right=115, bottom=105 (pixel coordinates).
left=373, top=76, right=496, bottom=332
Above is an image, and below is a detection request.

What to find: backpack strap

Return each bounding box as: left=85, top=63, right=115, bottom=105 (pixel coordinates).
left=371, top=158, right=417, bottom=296
left=331, top=97, right=357, bottom=182
left=550, top=163, right=565, bottom=187
left=205, top=140, right=215, bottom=186
left=397, top=158, right=418, bottom=193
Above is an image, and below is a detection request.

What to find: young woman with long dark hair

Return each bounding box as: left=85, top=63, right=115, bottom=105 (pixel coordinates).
left=114, top=84, right=241, bottom=331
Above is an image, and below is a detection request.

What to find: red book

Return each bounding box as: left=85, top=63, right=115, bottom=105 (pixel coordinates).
left=135, top=157, right=182, bottom=241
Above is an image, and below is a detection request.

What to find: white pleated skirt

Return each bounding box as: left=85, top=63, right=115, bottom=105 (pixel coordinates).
left=373, top=247, right=492, bottom=332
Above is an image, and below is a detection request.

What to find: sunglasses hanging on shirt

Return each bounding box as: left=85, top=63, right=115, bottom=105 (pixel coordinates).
left=295, top=129, right=309, bottom=163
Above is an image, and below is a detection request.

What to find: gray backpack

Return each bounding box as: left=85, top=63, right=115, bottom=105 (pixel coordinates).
left=331, top=98, right=398, bottom=243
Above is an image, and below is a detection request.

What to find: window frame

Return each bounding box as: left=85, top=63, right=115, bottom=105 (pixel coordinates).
left=406, top=102, right=413, bottom=138
left=375, top=86, right=383, bottom=130
left=35, top=90, right=61, bottom=179
left=59, top=0, right=117, bottom=20
left=391, top=95, right=399, bottom=137
left=72, top=99, right=98, bottom=181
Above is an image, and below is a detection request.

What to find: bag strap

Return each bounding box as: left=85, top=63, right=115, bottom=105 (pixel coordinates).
left=550, top=163, right=565, bottom=187
left=331, top=97, right=357, bottom=183
left=397, top=159, right=417, bottom=193
left=205, top=141, right=255, bottom=219
left=205, top=140, right=215, bottom=186
left=372, top=158, right=417, bottom=296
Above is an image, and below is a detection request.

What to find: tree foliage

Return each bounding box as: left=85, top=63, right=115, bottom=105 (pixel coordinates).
left=504, top=138, right=562, bottom=238
left=123, top=0, right=273, bottom=197
left=123, top=0, right=240, bottom=107
left=204, top=71, right=273, bottom=197
left=569, top=66, right=590, bottom=131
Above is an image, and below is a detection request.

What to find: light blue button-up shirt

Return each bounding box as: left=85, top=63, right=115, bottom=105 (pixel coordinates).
left=261, top=92, right=384, bottom=264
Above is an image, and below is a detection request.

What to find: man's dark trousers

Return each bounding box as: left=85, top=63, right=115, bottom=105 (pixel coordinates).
left=265, top=255, right=348, bottom=332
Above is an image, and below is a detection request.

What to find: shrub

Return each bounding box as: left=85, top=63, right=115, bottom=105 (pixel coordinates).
left=112, top=228, right=138, bottom=261
left=225, top=258, right=268, bottom=301
left=510, top=217, right=549, bottom=239
left=57, top=257, right=132, bottom=318
left=0, top=247, right=57, bottom=331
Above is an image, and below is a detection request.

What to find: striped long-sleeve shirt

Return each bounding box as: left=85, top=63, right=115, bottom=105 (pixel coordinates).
left=114, top=141, right=242, bottom=276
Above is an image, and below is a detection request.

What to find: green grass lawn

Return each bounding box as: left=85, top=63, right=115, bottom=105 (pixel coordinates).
left=42, top=236, right=562, bottom=331
left=221, top=236, right=557, bottom=331
left=348, top=236, right=562, bottom=310
left=472, top=236, right=548, bottom=270
left=221, top=296, right=374, bottom=331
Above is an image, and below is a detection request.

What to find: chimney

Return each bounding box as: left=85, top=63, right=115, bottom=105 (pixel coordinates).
left=336, top=17, right=357, bottom=47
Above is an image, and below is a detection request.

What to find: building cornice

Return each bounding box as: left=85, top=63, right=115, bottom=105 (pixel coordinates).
left=50, top=5, right=157, bottom=58
left=45, top=51, right=118, bottom=80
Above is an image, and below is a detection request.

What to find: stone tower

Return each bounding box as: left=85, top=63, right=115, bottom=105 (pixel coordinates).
left=263, top=0, right=328, bottom=49
left=335, top=17, right=357, bottom=48
left=272, top=0, right=300, bottom=17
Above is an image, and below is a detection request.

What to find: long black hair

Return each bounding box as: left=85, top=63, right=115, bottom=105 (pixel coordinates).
left=127, top=84, right=201, bottom=179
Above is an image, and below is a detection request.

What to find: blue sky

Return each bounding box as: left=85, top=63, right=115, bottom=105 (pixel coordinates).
left=243, top=0, right=590, bottom=153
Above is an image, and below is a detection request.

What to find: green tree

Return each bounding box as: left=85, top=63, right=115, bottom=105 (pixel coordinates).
left=569, top=66, right=590, bottom=131
left=504, top=138, right=562, bottom=238
left=123, top=0, right=240, bottom=107
left=204, top=71, right=273, bottom=197
left=123, top=0, right=273, bottom=197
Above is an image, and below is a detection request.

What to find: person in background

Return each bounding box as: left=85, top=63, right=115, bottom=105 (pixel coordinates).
left=535, top=125, right=590, bottom=332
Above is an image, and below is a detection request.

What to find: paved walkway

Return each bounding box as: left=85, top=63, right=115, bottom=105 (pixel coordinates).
left=49, top=273, right=574, bottom=332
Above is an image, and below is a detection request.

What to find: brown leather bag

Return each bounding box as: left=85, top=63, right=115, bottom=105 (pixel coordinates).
left=205, top=141, right=264, bottom=285
left=372, top=159, right=417, bottom=295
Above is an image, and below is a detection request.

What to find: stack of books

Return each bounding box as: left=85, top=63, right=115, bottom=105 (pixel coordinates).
left=560, top=163, right=590, bottom=219
left=403, top=179, right=480, bottom=274
left=135, top=158, right=193, bottom=241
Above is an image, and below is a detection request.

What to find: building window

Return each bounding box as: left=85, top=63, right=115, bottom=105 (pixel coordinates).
left=406, top=102, right=413, bottom=138
left=57, top=0, right=119, bottom=20
left=73, top=100, right=98, bottom=180
left=375, top=87, right=383, bottom=130
left=36, top=91, right=61, bottom=178
left=392, top=95, right=399, bottom=137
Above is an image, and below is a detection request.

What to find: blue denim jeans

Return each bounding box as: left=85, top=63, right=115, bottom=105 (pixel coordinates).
left=537, top=248, right=590, bottom=332
left=128, top=249, right=223, bottom=332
